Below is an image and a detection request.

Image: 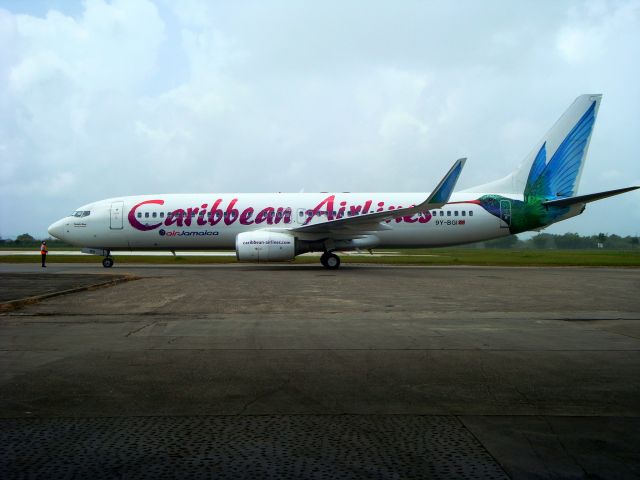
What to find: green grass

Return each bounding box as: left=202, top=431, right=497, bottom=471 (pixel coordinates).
left=2, top=249, right=639, bottom=267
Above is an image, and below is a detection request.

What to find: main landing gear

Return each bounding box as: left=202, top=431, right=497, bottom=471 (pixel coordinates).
left=320, top=252, right=340, bottom=269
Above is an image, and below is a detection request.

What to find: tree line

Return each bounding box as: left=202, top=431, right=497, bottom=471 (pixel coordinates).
left=479, top=232, right=639, bottom=249
left=0, top=233, right=72, bottom=248
left=1, top=232, right=638, bottom=250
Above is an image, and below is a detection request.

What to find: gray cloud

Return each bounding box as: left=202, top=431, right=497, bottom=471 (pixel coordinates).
left=1, top=0, right=639, bottom=238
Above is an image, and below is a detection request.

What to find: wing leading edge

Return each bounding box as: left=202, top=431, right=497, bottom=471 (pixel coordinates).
left=292, top=158, right=466, bottom=234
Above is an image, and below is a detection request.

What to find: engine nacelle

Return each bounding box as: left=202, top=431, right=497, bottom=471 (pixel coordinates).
left=235, top=231, right=296, bottom=262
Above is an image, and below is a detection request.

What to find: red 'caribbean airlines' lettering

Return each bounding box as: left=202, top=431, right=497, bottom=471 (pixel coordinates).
left=128, top=196, right=431, bottom=232
left=128, top=198, right=294, bottom=231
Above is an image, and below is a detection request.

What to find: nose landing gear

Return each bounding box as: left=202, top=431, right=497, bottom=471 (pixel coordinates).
left=320, top=252, right=341, bottom=269
left=102, top=250, right=114, bottom=268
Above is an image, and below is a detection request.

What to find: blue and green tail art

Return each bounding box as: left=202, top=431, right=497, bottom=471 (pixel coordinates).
left=477, top=100, right=597, bottom=234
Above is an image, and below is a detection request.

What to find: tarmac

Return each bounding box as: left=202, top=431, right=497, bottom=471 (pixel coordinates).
left=1, top=262, right=639, bottom=479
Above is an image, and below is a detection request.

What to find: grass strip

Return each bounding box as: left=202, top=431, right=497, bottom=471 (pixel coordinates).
left=1, top=249, right=639, bottom=267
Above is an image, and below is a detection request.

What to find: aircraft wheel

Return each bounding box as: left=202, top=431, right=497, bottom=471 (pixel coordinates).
left=320, top=252, right=329, bottom=267
left=324, top=253, right=340, bottom=269
left=102, top=257, right=114, bottom=268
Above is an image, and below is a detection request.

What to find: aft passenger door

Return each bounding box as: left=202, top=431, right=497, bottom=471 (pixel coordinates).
left=499, top=200, right=511, bottom=228
left=110, top=201, right=124, bottom=230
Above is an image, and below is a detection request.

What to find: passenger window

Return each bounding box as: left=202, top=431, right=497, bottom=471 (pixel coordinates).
left=152, top=212, right=157, bottom=218
left=160, top=212, right=164, bottom=218
left=461, top=211, right=466, bottom=216
left=454, top=211, right=458, bottom=216
left=447, top=211, right=451, bottom=217
left=145, top=212, right=149, bottom=218
left=440, top=211, right=444, bottom=216
left=137, top=212, right=142, bottom=218
left=469, top=211, right=474, bottom=216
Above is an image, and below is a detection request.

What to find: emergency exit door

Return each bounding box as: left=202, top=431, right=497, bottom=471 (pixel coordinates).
left=110, top=201, right=124, bottom=230
left=296, top=208, right=307, bottom=224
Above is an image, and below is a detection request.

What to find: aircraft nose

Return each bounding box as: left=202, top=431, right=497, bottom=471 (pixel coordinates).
left=47, top=219, right=66, bottom=240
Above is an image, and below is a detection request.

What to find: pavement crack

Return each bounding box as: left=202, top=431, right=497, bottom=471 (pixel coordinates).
left=125, top=322, right=156, bottom=337
left=512, top=384, right=533, bottom=407
left=542, top=416, right=589, bottom=477
left=237, top=379, right=290, bottom=415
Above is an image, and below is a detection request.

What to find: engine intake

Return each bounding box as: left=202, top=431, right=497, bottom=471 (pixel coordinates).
left=235, top=231, right=296, bottom=262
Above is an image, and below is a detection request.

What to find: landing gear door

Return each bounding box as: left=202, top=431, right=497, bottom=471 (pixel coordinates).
left=499, top=200, right=512, bottom=228
left=110, top=201, right=124, bottom=230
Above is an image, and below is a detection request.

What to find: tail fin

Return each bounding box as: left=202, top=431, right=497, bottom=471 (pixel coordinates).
left=466, top=94, right=602, bottom=197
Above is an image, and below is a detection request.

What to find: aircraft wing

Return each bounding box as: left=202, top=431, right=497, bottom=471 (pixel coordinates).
left=291, top=158, right=466, bottom=234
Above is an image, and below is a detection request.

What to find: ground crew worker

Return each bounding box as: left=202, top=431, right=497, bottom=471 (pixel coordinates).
left=40, top=241, right=48, bottom=267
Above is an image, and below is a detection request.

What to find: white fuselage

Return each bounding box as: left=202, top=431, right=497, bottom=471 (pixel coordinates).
left=48, top=192, right=513, bottom=251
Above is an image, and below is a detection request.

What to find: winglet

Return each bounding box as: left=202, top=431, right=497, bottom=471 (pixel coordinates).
left=291, top=157, right=467, bottom=234
left=423, top=158, right=466, bottom=206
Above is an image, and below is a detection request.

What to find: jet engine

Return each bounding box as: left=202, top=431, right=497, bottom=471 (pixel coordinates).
left=235, top=231, right=297, bottom=262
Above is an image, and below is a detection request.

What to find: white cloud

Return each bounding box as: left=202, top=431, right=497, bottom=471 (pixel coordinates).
left=557, top=0, right=640, bottom=64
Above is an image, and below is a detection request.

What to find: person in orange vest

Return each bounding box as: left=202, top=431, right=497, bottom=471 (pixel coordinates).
left=40, top=241, right=48, bottom=268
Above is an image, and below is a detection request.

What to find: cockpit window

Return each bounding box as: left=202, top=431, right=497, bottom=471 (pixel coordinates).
left=71, top=210, right=91, bottom=218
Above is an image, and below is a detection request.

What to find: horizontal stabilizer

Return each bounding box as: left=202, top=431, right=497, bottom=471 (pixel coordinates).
left=542, top=186, right=639, bottom=208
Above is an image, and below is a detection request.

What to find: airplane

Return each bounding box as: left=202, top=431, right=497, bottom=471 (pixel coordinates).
left=48, top=94, right=638, bottom=269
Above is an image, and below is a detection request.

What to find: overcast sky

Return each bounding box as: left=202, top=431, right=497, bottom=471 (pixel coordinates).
left=1, top=0, right=639, bottom=239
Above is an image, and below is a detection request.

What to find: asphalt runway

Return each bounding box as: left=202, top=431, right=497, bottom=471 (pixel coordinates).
left=1, top=263, right=639, bottom=479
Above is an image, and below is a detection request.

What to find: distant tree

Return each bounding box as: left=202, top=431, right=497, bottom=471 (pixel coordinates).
left=531, top=234, right=553, bottom=249
left=15, top=233, right=36, bottom=244
left=608, top=234, right=624, bottom=249
left=555, top=233, right=585, bottom=249
left=631, top=237, right=639, bottom=249
left=484, top=235, right=520, bottom=249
